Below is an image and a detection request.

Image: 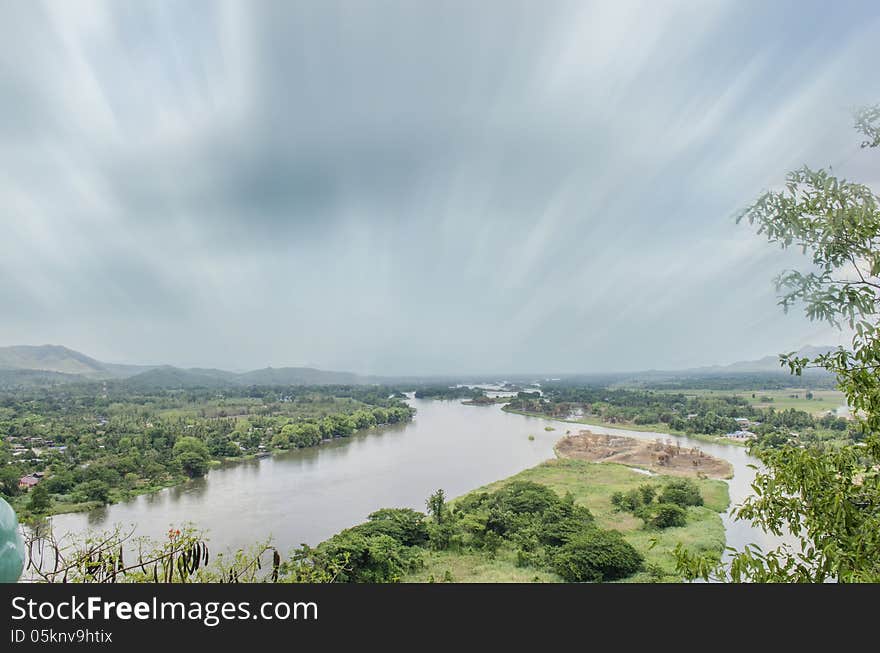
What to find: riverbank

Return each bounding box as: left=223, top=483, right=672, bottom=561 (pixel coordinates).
left=18, top=417, right=414, bottom=522
left=403, top=457, right=729, bottom=582
left=502, top=406, right=747, bottom=447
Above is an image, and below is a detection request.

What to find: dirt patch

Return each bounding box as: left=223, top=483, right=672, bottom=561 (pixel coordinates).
left=555, top=431, right=733, bottom=479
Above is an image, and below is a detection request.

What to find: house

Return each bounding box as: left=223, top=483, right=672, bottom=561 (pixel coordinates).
left=18, top=474, right=42, bottom=490
left=686, top=413, right=699, bottom=420
left=726, top=430, right=757, bottom=440
left=734, top=417, right=751, bottom=426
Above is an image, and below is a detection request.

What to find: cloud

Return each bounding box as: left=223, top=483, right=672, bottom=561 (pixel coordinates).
left=1, top=0, right=878, bottom=374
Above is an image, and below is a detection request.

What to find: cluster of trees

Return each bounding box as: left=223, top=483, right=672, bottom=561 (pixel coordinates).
left=0, top=384, right=414, bottom=517
left=413, top=386, right=486, bottom=400
left=270, top=406, right=412, bottom=449
left=506, top=386, right=851, bottom=442
left=295, top=482, right=644, bottom=583
left=611, top=479, right=704, bottom=530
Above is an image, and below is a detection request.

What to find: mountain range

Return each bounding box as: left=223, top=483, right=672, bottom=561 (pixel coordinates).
left=0, top=343, right=838, bottom=389
left=0, top=344, right=381, bottom=388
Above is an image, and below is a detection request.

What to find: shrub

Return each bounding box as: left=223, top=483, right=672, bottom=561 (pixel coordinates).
left=659, top=478, right=703, bottom=508
left=649, top=503, right=687, bottom=529
left=552, top=528, right=643, bottom=582
left=611, top=489, right=643, bottom=513
left=364, top=508, right=428, bottom=546
left=637, top=484, right=656, bottom=505
left=315, top=530, right=421, bottom=583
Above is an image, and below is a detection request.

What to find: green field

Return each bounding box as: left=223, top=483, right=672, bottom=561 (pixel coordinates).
left=661, top=388, right=847, bottom=417
left=404, top=457, right=729, bottom=583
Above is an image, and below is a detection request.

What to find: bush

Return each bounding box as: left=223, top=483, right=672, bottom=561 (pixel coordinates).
left=637, top=484, right=656, bottom=505
left=659, top=478, right=703, bottom=508
left=649, top=503, right=687, bottom=529
left=552, top=528, right=643, bottom=582
left=610, top=489, right=642, bottom=513
left=364, top=508, right=428, bottom=546
left=315, top=530, right=421, bottom=583
left=76, top=479, right=111, bottom=504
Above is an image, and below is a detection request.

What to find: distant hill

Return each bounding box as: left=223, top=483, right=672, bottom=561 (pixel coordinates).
left=0, top=367, right=86, bottom=389
left=692, top=345, right=838, bottom=375
left=122, top=366, right=233, bottom=389
left=0, top=344, right=156, bottom=379
left=0, top=344, right=385, bottom=390
left=123, top=365, right=375, bottom=389
left=0, top=344, right=110, bottom=377
left=0, top=342, right=844, bottom=391
left=237, top=366, right=368, bottom=386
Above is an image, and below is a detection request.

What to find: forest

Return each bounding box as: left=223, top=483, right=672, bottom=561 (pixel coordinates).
left=0, top=383, right=413, bottom=519
left=503, top=383, right=854, bottom=449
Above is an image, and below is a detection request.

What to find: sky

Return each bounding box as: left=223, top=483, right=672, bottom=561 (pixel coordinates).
left=1, top=0, right=879, bottom=375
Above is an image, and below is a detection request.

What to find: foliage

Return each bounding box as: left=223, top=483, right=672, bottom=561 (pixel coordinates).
left=173, top=436, right=211, bottom=478
left=22, top=523, right=285, bottom=583
left=551, top=529, right=643, bottom=582
left=676, top=104, right=880, bottom=583
left=26, top=484, right=51, bottom=513
left=649, top=503, right=687, bottom=529
left=0, top=384, right=414, bottom=516
left=658, top=479, right=704, bottom=508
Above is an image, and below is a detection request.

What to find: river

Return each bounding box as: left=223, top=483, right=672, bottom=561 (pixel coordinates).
left=46, top=397, right=781, bottom=558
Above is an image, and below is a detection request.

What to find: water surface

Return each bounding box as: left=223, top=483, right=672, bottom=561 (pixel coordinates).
left=48, top=398, right=780, bottom=556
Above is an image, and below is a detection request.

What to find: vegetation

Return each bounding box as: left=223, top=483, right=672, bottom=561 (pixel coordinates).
left=611, top=478, right=703, bottom=531
left=291, top=477, right=648, bottom=583
left=676, top=104, right=880, bottom=583
left=505, top=384, right=853, bottom=448
left=405, top=459, right=728, bottom=582
left=413, top=386, right=486, bottom=400
left=0, top=383, right=413, bottom=519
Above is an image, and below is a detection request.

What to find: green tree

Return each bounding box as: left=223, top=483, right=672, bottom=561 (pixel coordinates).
left=27, top=483, right=51, bottom=513
left=0, top=468, right=21, bottom=499
left=552, top=528, right=643, bottom=582
left=659, top=479, right=703, bottom=508
left=677, top=104, right=880, bottom=583
left=172, top=436, right=211, bottom=478
left=78, top=480, right=111, bottom=504
left=649, top=503, right=687, bottom=529
left=426, top=488, right=447, bottom=524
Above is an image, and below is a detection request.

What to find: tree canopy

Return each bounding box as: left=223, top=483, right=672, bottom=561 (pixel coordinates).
left=677, top=104, right=880, bottom=582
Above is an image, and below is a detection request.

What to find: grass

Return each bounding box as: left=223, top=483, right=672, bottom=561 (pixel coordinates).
left=660, top=388, right=847, bottom=417
left=404, top=457, right=729, bottom=583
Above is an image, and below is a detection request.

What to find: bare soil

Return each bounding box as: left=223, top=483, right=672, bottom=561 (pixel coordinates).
left=555, top=431, right=733, bottom=479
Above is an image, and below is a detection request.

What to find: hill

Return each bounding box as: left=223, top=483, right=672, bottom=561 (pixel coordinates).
left=691, top=345, right=837, bottom=375
left=236, top=366, right=368, bottom=386
left=121, top=366, right=233, bottom=389
left=0, top=344, right=109, bottom=377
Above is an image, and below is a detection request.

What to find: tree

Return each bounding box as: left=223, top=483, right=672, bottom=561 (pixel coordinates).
left=658, top=479, right=703, bottom=508
left=78, top=479, right=111, bottom=504
left=426, top=489, right=447, bottom=524
left=172, top=436, right=211, bottom=478
left=0, top=468, right=21, bottom=499
left=649, top=503, right=687, bottom=529
left=676, top=105, right=880, bottom=583
left=552, top=528, right=643, bottom=582
left=27, top=483, right=51, bottom=513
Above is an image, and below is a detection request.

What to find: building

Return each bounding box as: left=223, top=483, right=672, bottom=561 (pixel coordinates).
left=18, top=474, right=42, bottom=490
left=726, top=430, right=757, bottom=440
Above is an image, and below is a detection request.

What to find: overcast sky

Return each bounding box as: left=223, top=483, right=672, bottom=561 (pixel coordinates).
left=2, top=1, right=879, bottom=375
